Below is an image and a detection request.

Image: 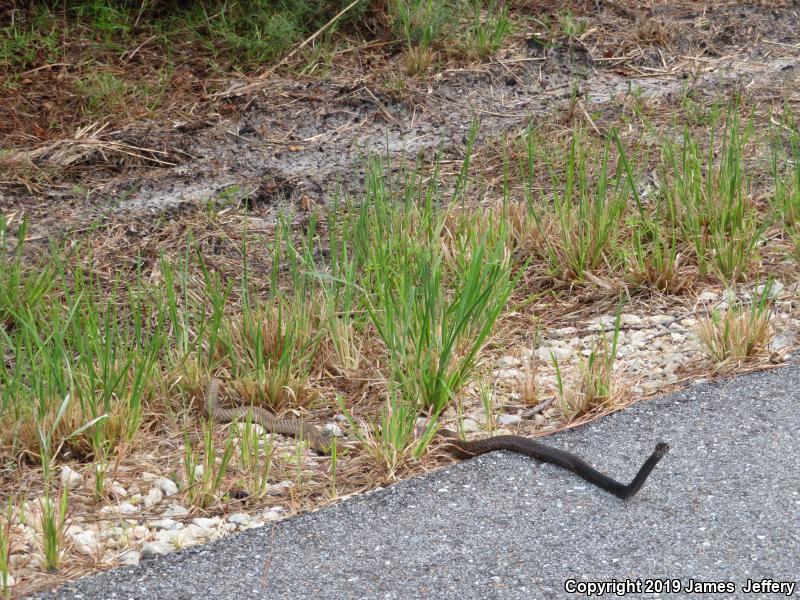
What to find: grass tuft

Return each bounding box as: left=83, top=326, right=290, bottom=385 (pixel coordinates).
left=520, top=129, right=627, bottom=282
left=235, top=416, right=274, bottom=499
left=183, top=421, right=235, bottom=510
left=660, top=111, right=767, bottom=282
left=695, top=283, right=774, bottom=363
left=556, top=310, right=622, bottom=419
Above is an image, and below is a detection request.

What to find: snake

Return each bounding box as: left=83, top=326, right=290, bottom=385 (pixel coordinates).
left=204, top=378, right=333, bottom=453
left=437, top=429, right=669, bottom=500
left=205, top=378, right=669, bottom=500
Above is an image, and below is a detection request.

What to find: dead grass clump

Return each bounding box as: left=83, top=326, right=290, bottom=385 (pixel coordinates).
left=629, top=18, right=675, bottom=49
left=556, top=314, right=625, bottom=420
left=517, top=354, right=539, bottom=405
left=504, top=200, right=552, bottom=264
left=622, top=223, right=697, bottom=295
left=216, top=302, right=319, bottom=412
left=0, top=122, right=182, bottom=192
left=624, top=255, right=696, bottom=295
left=694, top=292, right=774, bottom=363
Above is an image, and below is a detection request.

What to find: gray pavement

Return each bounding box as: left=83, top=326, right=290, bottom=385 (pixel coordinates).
left=35, top=366, right=800, bottom=599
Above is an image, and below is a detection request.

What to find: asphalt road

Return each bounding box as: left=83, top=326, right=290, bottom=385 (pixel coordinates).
left=35, top=366, right=800, bottom=600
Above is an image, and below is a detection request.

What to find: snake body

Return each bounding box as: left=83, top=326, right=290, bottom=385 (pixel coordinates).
left=205, top=379, right=668, bottom=499
left=204, top=378, right=332, bottom=453
left=439, top=429, right=669, bottom=500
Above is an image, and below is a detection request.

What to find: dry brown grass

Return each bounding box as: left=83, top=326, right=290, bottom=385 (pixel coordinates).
left=517, top=354, right=539, bottom=406
left=695, top=296, right=774, bottom=363
left=559, top=331, right=625, bottom=420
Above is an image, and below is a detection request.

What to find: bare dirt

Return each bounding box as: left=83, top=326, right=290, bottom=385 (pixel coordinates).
left=3, top=2, right=800, bottom=247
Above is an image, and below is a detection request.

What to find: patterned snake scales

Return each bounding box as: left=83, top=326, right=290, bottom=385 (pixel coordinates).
left=205, top=378, right=669, bottom=500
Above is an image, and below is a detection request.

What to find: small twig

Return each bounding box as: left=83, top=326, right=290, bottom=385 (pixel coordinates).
left=576, top=100, right=601, bottom=135
left=763, top=39, right=800, bottom=50
left=260, top=522, right=278, bottom=587
left=20, top=63, right=70, bottom=76
left=495, top=57, right=546, bottom=65
left=123, top=35, right=160, bottom=61
left=520, top=396, right=555, bottom=419
left=361, top=87, right=402, bottom=129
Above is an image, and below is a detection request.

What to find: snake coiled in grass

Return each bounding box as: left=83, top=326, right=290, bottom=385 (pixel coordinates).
left=205, top=378, right=668, bottom=499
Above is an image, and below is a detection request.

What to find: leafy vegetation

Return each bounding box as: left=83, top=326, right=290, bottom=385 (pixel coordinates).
left=0, top=82, right=796, bottom=589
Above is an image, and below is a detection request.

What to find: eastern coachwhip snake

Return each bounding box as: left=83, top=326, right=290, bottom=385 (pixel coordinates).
left=205, top=378, right=668, bottom=500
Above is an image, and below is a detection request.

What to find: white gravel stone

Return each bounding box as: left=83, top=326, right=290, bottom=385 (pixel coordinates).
left=496, top=355, right=522, bottom=368
left=117, top=550, right=141, bottom=566
left=753, top=280, right=783, bottom=299
left=191, top=517, right=221, bottom=529
left=108, top=482, right=128, bottom=497
left=770, top=332, right=795, bottom=351
left=237, top=421, right=266, bottom=436
left=262, top=508, right=286, bottom=521
left=620, top=313, right=643, bottom=326
left=460, top=418, right=481, bottom=433
left=143, top=487, right=164, bottom=508
left=697, top=290, right=718, bottom=302
left=71, top=530, right=100, bottom=555
left=60, top=466, right=82, bottom=490
left=534, top=346, right=572, bottom=361
left=324, top=423, right=343, bottom=437
left=156, top=527, right=198, bottom=548
left=497, top=414, right=521, bottom=426
left=227, top=513, right=251, bottom=526
left=99, top=526, right=124, bottom=540
left=154, top=477, right=179, bottom=497
left=493, top=367, right=524, bottom=380
left=141, top=541, right=173, bottom=558
left=186, top=523, right=215, bottom=540
left=147, top=518, right=182, bottom=531
left=153, top=529, right=175, bottom=544
left=103, top=536, right=124, bottom=549
left=161, top=504, right=189, bottom=518
left=100, top=502, right=139, bottom=516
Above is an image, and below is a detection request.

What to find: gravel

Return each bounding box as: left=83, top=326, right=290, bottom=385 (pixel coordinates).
left=32, top=365, right=800, bottom=600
